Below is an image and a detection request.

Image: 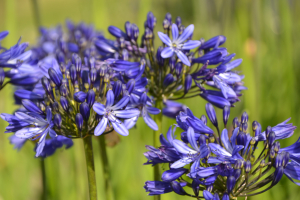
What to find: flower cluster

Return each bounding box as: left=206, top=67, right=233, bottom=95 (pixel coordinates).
left=95, top=12, right=246, bottom=111
left=144, top=103, right=300, bottom=198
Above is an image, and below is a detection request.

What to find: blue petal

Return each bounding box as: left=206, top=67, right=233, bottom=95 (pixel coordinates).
left=173, top=139, right=197, bottom=154
left=113, top=108, right=140, bottom=118
left=230, top=127, right=239, bottom=149
left=146, top=106, right=161, bottom=115
left=14, top=90, right=43, bottom=100
left=213, top=75, right=237, bottom=99
left=171, top=24, right=179, bottom=41
left=221, top=129, right=233, bottom=153
left=143, top=113, right=158, bottom=131
left=176, top=51, right=190, bottom=66
left=177, top=24, right=194, bottom=43
left=187, top=127, right=199, bottom=151
left=46, top=107, right=52, bottom=124
left=93, top=103, right=106, bottom=115
left=108, top=115, right=129, bottom=136
left=182, top=40, right=201, bottom=50
left=124, top=116, right=138, bottom=129
left=15, top=127, right=41, bottom=139
left=171, top=157, right=193, bottom=168
left=209, top=143, right=231, bottom=157
left=35, top=133, right=46, bottom=157
left=94, top=117, right=108, bottom=136
left=157, top=32, right=172, bottom=46
left=110, top=95, right=130, bottom=110
left=190, top=158, right=200, bottom=178
left=106, top=90, right=115, bottom=107
left=49, top=129, right=57, bottom=138
left=161, top=47, right=174, bottom=58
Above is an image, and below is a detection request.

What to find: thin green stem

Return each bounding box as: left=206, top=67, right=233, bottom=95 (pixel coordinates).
left=31, top=0, right=41, bottom=33
left=40, top=158, right=47, bottom=200
left=98, top=136, right=114, bottom=200
left=153, top=100, right=163, bottom=200
left=83, top=136, right=97, bottom=200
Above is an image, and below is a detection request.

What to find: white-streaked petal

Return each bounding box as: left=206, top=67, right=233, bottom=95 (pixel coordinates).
left=182, top=40, right=201, bottom=50
left=176, top=51, right=190, bottom=66
left=161, top=47, right=174, bottom=58
left=187, top=127, right=199, bottom=151
left=177, top=24, right=194, bottom=43
left=171, top=24, right=179, bottom=41
left=157, top=32, right=172, bottom=46
left=93, top=103, right=106, bottom=115
left=143, top=113, right=158, bottom=131
left=173, top=139, right=197, bottom=154
left=94, top=117, right=108, bottom=136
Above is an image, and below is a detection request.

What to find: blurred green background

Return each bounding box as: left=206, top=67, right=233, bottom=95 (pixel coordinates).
left=1, top=0, right=300, bottom=199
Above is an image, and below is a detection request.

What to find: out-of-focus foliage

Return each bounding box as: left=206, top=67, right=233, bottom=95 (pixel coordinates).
left=0, top=0, right=300, bottom=199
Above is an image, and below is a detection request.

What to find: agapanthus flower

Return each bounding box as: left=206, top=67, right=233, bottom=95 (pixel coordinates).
left=143, top=104, right=300, bottom=198
left=158, top=24, right=201, bottom=66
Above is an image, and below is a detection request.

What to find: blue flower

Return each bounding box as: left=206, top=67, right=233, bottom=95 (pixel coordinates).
left=171, top=127, right=209, bottom=177
left=124, top=92, right=160, bottom=131
left=144, top=181, right=187, bottom=196
left=158, top=24, right=200, bottom=66
left=92, top=90, right=140, bottom=136
left=13, top=107, right=57, bottom=157
left=36, top=135, right=73, bottom=158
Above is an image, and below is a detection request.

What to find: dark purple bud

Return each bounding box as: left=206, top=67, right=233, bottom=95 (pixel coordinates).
left=274, top=141, right=280, bottom=153
left=75, top=113, right=83, bottom=131
left=70, top=65, right=77, bottom=83
left=282, top=152, right=289, bottom=168
left=146, top=12, right=156, bottom=30
left=169, top=55, right=176, bottom=71
left=252, top=120, right=258, bottom=131
left=234, top=159, right=244, bottom=169
left=126, top=79, right=135, bottom=94
left=199, top=135, right=206, bottom=146
left=223, top=106, right=230, bottom=126
left=156, top=46, right=164, bottom=66
left=165, top=13, right=172, bottom=24
left=75, top=56, right=82, bottom=73
left=74, top=91, right=87, bottom=102
left=131, top=24, right=139, bottom=41
left=234, top=169, right=241, bottom=180
left=270, top=147, right=276, bottom=159
left=80, top=102, right=90, bottom=121
left=163, top=19, right=170, bottom=30
left=226, top=176, right=236, bottom=194
left=200, top=92, right=231, bottom=108
left=200, top=115, right=207, bottom=125
left=41, top=77, right=52, bottom=94
left=268, top=131, right=276, bottom=146
left=22, top=99, right=43, bottom=114
left=184, top=74, right=192, bottom=94
left=54, top=113, right=62, bottom=129
left=113, top=80, right=122, bottom=98
left=175, top=62, right=182, bottom=77
left=163, top=74, right=175, bottom=86
left=90, top=68, right=97, bottom=84
left=192, top=180, right=200, bottom=197
left=179, top=25, right=185, bottom=35
left=175, top=16, right=182, bottom=27
left=161, top=168, right=187, bottom=182
left=205, top=103, right=218, bottom=128
left=86, top=89, right=95, bottom=108
left=0, top=68, right=5, bottom=87
left=60, top=85, right=68, bottom=97
left=60, top=96, right=69, bottom=111
left=124, top=22, right=132, bottom=38
left=265, top=126, right=272, bottom=138
left=260, top=160, right=266, bottom=168
left=170, top=181, right=186, bottom=195
left=237, top=132, right=247, bottom=146
left=48, top=68, right=61, bottom=86
left=241, top=123, right=248, bottom=132
left=56, top=51, right=65, bottom=63
left=52, top=101, right=59, bottom=113
left=145, top=28, right=153, bottom=39
left=241, top=112, right=248, bottom=123
left=244, top=160, right=251, bottom=173
left=108, top=26, right=128, bottom=39
left=232, top=117, right=239, bottom=129
left=272, top=166, right=284, bottom=185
